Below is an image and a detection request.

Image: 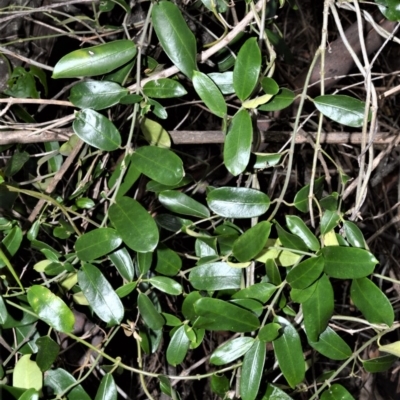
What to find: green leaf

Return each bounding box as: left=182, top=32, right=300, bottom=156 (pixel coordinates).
left=240, top=339, right=266, bottom=400
left=35, top=336, right=60, bottom=372
left=18, top=388, right=40, bottom=400
left=73, top=109, right=121, bottom=151
left=137, top=292, right=165, bottom=330
left=377, top=1, right=400, bottom=21
left=75, top=228, right=122, bottom=261
left=208, top=71, right=234, bottom=94
left=275, top=221, right=308, bottom=251
left=320, top=384, right=355, bottom=400
left=78, top=264, right=124, bottom=325
left=233, top=37, right=261, bottom=101
left=232, top=282, right=277, bottom=303
left=182, top=291, right=202, bottom=322
left=109, top=247, right=134, bottom=282
left=207, top=187, right=270, bottom=218
left=193, top=70, right=227, bottom=118
left=151, top=1, right=197, bottom=78
left=69, top=81, right=128, bottom=110
left=44, top=368, right=91, bottom=400
left=131, top=146, right=184, bottom=186
left=189, top=262, right=242, bottom=290
left=109, top=196, right=159, bottom=253
left=314, top=95, right=369, bottom=128
left=273, top=316, right=305, bottom=388
left=211, top=374, right=230, bottom=397
left=53, top=40, right=137, bottom=78
left=27, top=285, right=75, bottom=333
left=13, top=355, right=42, bottom=390
left=351, top=278, right=394, bottom=326
left=322, top=247, right=378, bottom=279
left=320, top=210, right=341, bottom=235
left=210, top=337, right=254, bottom=365
left=362, top=354, right=397, bottom=373
left=0, top=225, right=23, bottom=268
left=166, top=325, right=190, bottom=366
left=149, top=276, right=182, bottom=295
left=159, top=190, right=210, bottom=218
left=95, top=374, right=117, bottom=400
left=75, top=197, right=95, bottom=209
left=253, top=152, right=282, bottom=169
left=258, top=323, right=281, bottom=342
left=302, top=274, right=334, bottom=342
left=258, top=88, right=295, bottom=112
left=155, top=245, right=181, bottom=276
left=262, top=384, right=293, bottom=399
left=140, top=118, right=171, bottom=147
left=201, top=0, right=228, bottom=12
left=309, top=326, right=352, bottom=360
left=287, top=256, right=324, bottom=289
left=0, top=295, right=7, bottom=324
left=343, top=221, right=366, bottom=248
left=4, top=151, right=29, bottom=177
left=285, top=215, right=320, bottom=251
left=293, top=177, right=324, bottom=213
left=224, top=108, right=252, bottom=176
left=194, top=298, right=260, bottom=332
left=233, top=221, right=271, bottom=262
left=143, top=78, right=187, bottom=98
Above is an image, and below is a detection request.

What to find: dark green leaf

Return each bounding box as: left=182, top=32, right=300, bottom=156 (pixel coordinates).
left=95, top=374, right=117, bottom=400
left=258, top=88, right=295, bottom=112
left=143, top=78, right=187, bottom=98
left=293, top=177, right=325, bottom=212
left=343, top=221, right=366, bottom=248
left=149, top=276, right=182, bottom=295
left=151, top=1, right=197, bottom=78
left=273, top=316, right=305, bottom=388
left=0, top=295, right=7, bottom=324
left=194, top=298, right=260, bottom=332
left=275, top=221, right=308, bottom=251
left=53, top=40, right=137, bottom=78
left=286, top=215, right=320, bottom=251
left=265, top=259, right=282, bottom=285
left=258, top=323, right=281, bottom=342
left=166, top=325, right=190, bottom=366
left=224, top=108, right=252, bottom=176
left=253, top=152, right=282, bottom=169
left=320, top=210, right=341, bottom=235
left=232, top=282, right=277, bottom=303
left=73, top=109, right=121, bottom=151
left=155, top=245, right=181, bottom=276
left=240, top=339, right=266, bottom=400
left=207, top=187, right=270, bottom=218
left=233, top=37, right=261, bottom=101
left=182, top=291, right=202, bottom=322
left=69, top=81, right=128, bottom=110
left=0, top=225, right=22, bottom=268
left=109, top=196, right=159, bottom=253
left=159, top=190, right=210, bottom=218
left=351, top=278, right=394, bottom=326
left=109, top=247, right=135, bottom=282
left=78, top=264, right=124, bottom=325
left=75, top=228, right=122, bottom=261
left=314, top=95, right=370, bottom=128
left=322, top=247, right=378, bottom=279
left=287, top=256, right=324, bottom=289
left=320, top=384, right=355, bottom=400
left=211, top=374, right=230, bottom=397
left=36, top=336, right=60, bottom=372
left=210, top=337, right=254, bottom=365
left=189, top=262, right=242, bottom=290
left=362, top=354, right=397, bottom=373
left=137, top=293, right=165, bottom=330
left=4, top=151, right=29, bottom=177
left=262, top=384, right=293, bottom=399
left=27, top=285, right=75, bottom=333
left=115, top=282, right=137, bottom=298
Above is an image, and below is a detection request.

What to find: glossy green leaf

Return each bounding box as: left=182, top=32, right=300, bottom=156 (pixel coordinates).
left=233, top=221, right=271, bottom=262
left=131, top=146, right=184, bottom=186
left=75, top=197, right=95, bottom=209
left=377, top=1, right=400, bottom=21
left=253, top=152, right=282, bottom=169
left=166, top=325, right=190, bottom=366
left=73, top=109, right=121, bottom=151
left=53, top=40, right=137, bottom=78
left=232, top=282, right=277, bottom=303
left=155, top=245, right=181, bottom=276
left=193, top=70, right=227, bottom=118
left=258, top=323, right=281, bottom=342
left=109, top=247, right=134, bottom=282
left=162, top=312, right=182, bottom=327
left=109, top=196, right=159, bottom=253
left=286, top=215, right=320, bottom=251
left=152, top=1, right=197, bottom=78
left=13, top=355, right=42, bottom=391
left=194, top=298, right=260, bottom=332
left=293, top=177, right=325, bottom=213
left=44, top=368, right=91, bottom=400
left=18, top=388, right=40, bottom=400
left=0, top=225, right=22, bottom=268
left=343, top=221, right=366, bottom=248
left=155, top=213, right=192, bottom=232
left=258, top=88, right=295, bottom=112
left=314, top=95, right=369, bottom=127
left=69, top=81, right=128, bottom=110
left=210, top=337, right=254, bottom=365
left=137, top=293, right=165, bottom=330
left=302, top=274, right=334, bottom=342
left=320, top=192, right=339, bottom=211
left=273, top=316, right=305, bottom=388
left=240, top=339, right=266, bottom=400
left=362, top=354, right=397, bottom=373
left=201, top=0, right=228, bottom=12
left=0, top=295, right=7, bottom=324
left=230, top=298, right=263, bottom=316
left=309, top=326, right=352, bottom=360
left=287, top=256, right=324, bottom=289
left=15, top=324, right=39, bottom=355
left=208, top=71, right=234, bottom=94
left=182, top=291, right=202, bottom=322
left=262, top=384, right=293, bottom=399
left=95, top=374, right=117, bottom=400
left=224, top=108, right=252, bottom=176
left=115, top=281, right=137, bottom=298
left=275, top=221, right=308, bottom=252
left=143, top=78, right=187, bottom=98
left=27, top=285, right=75, bottom=333
left=189, top=262, right=242, bottom=290
left=233, top=38, right=261, bottom=101
left=265, top=259, right=282, bottom=285
left=36, top=336, right=60, bottom=371
left=261, top=77, right=279, bottom=95
left=149, top=276, right=182, bottom=295
left=137, top=251, right=153, bottom=275
left=322, top=246, right=378, bottom=279
left=78, top=264, right=124, bottom=325
left=351, top=277, right=394, bottom=326
left=159, top=190, right=210, bottom=218
left=140, top=118, right=171, bottom=147
left=75, top=228, right=122, bottom=261
left=320, top=210, right=341, bottom=235
left=207, top=187, right=270, bottom=218
left=320, top=384, right=355, bottom=400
